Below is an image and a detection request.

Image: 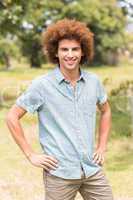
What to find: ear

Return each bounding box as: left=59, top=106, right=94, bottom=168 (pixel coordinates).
left=56, top=53, right=58, bottom=57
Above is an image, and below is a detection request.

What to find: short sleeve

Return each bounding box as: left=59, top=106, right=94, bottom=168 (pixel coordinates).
left=16, top=79, right=45, bottom=114
left=96, top=78, right=107, bottom=105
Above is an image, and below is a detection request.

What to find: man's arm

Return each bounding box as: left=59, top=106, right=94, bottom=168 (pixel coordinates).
left=93, top=101, right=111, bottom=165
left=6, top=104, right=58, bottom=172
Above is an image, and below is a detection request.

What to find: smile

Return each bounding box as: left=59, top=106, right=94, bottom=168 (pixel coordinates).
left=65, top=61, right=76, bottom=65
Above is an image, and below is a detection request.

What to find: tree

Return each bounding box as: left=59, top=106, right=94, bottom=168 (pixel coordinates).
left=59, top=0, right=126, bottom=64
left=0, top=1, right=29, bottom=69
left=0, top=0, right=127, bottom=67
left=17, top=0, right=71, bottom=68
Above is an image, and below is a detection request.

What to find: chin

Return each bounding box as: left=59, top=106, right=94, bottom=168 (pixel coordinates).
left=65, top=64, right=78, bottom=70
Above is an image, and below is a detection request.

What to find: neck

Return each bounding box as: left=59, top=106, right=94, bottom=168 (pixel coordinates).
left=59, top=66, right=80, bottom=83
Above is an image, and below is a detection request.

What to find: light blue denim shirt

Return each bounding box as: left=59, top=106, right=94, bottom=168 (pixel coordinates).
left=16, top=67, right=107, bottom=179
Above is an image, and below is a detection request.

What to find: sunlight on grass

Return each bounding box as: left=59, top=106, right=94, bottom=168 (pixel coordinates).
left=0, top=63, right=133, bottom=199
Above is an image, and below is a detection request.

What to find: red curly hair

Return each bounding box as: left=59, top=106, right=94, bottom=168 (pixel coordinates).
left=42, top=19, right=94, bottom=65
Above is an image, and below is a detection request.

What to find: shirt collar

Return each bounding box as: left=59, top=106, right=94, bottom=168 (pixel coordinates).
left=54, top=66, right=86, bottom=84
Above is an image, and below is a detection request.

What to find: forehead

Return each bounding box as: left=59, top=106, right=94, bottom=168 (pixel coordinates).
left=58, top=39, right=81, bottom=48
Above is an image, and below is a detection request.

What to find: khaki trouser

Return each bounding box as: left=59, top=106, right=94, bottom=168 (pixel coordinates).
left=43, top=168, right=113, bottom=200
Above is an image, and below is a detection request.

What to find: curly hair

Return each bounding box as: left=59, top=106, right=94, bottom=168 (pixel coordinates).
left=42, top=19, right=94, bottom=65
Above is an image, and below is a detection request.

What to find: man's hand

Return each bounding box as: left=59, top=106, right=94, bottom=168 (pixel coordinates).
left=28, top=153, right=59, bottom=172
left=93, top=148, right=105, bottom=166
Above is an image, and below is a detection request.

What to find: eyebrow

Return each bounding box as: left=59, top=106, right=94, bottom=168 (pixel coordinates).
left=60, top=47, right=81, bottom=50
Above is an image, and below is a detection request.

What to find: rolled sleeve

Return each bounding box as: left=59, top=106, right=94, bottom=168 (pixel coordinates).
left=16, top=79, right=44, bottom=114
left=96, top=78, right=107, bottom=105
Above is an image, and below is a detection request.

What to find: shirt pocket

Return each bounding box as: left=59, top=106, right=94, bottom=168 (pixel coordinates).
left=83, top=98, right=96, bottom=117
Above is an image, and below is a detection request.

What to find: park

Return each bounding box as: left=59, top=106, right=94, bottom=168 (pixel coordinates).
left=0, top=1, right=133, bottom=199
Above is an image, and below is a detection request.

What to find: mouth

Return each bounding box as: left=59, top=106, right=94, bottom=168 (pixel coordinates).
left=64, top=59, right=77, bottom=65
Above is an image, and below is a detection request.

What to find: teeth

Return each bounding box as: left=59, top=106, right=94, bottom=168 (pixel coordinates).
left=65, top=60, right=76, bottom=62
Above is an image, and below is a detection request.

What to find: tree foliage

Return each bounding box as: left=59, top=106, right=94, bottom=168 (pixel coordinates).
left=0, top=0, right=28, bottom=35
left=0, top=0, right=127, bottom=67
left=42, top=0, right=126, bottom=64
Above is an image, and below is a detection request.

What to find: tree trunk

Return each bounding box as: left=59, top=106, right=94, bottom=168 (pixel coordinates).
left=30, top=55, right=41, bottom=68
left=3, top=52, right=11, bottom=70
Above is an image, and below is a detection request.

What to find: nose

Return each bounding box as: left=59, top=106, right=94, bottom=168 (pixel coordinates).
left=67, top=49, right=73, bottom=57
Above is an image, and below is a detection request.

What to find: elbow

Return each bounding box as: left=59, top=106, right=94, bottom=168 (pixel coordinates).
left=6, top=104, right=26, bottom=126
left=5, top=112, right=12, bottom=126
left=5, top=111, right=18, bottom=126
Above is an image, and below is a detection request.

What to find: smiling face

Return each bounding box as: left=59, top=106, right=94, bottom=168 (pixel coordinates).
left=56, top=39, right=83, bottom=71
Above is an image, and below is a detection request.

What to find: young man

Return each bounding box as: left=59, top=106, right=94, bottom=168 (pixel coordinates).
left=6, top=19, right=113, bottom=200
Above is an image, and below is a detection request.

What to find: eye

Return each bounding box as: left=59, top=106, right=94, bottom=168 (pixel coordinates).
left=61, top=48, right=68, bottom=51
left=72, top=47, right=80, bottom=51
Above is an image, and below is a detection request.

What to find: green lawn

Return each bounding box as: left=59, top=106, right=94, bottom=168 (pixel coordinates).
left=0, top=63, right=133, bottom=199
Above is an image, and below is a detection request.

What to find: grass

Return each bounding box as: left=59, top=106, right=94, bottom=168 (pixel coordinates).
left=0, top=110, right=44, bottom=200
left=0, top=61, right=133, bottom=92
left=1, top=113, right=133, bottom=199
left=1, top=63, right=133, bottom=108
left=105, top=138, right=133, bottom=197
left=110, top=96, right=133, bottom=138
left=0, top=62, right=133, bottom=199
left=1, top=112, right=133, bottom=199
